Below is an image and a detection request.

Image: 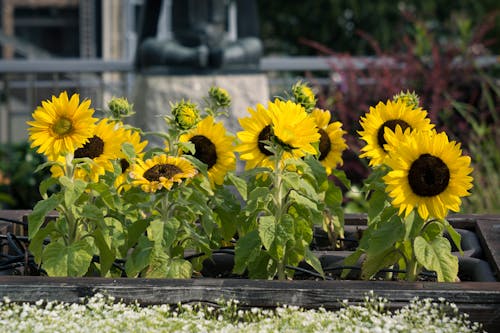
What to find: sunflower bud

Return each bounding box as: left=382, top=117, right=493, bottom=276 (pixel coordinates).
left=208, top=86, right=231, bottom=108
left=291, top=81, right=316, bottom=112
left=171, top=100, right=201, bottom=130
left=392, top=90, right=420, bottom=110
left=108, top=97, right=135, bottom=119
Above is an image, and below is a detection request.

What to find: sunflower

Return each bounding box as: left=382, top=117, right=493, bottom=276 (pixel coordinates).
left=236, top=103, right=275, bottom=170
left=383, top=130, right=473, bottom=220
left=129, top=155, right=197, bottom=192
left=268, top=99, right=320, bottom=158
left=51, top=119, right=127, bottom=182
left=358, top=100, right=434, bottom=167
left=311, top=108, right=347, bottom=175
left=27, top=91, right=97, bottom=160
left=114, top=126, right=149, bottom=192
left=179, top=116, right=236, bottom=187
left=237, top=99, right=320, bottom=170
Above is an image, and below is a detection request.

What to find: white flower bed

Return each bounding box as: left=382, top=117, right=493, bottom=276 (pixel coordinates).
left=0, top=293, right=483, bottom=333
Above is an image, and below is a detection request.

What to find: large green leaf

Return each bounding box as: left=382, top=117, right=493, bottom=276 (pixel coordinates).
left=125, top=235, right=154, bottom=277
left=225, top=171, right=248, bottom=201
left=59, top=176, right=87, bottom=207
left=144, top=251, right=192, bottom=279
left=414, top=236, right=459, bottom=282
left=361, top=248, right=401, bottom=280
left=92, top=228, right=115, bottom=276
left=258, top=215, right=276, bottom=251
left=42, top=239, right=93, bottom=277
left=234, top=230, right=262, bottom=274
left=148, top=217, right=181, bottom=250
left=366, top=215, right=405, bottom=255
left=28, top=193, right=62, bottom=239
left=304, top=247, right=325, bottom=278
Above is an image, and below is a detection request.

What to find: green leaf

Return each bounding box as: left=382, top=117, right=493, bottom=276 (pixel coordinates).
left=148, top=217, right=181, bottom=250
left=304, top=248, right=325, bottom=278
left=324, top=182, right=343, bottom=209
left=367, top=189, right=389, bottom=221
left=225, top=172, right=247, bottom=201
left=331, top=169, right=351, bottom=188
left=59, top=176, right=87, bottom=207
left=126, top=218, right=151, bottom=249
left=28, top=222, right=56, bottom=265
left=89, top=182, right=118, bottom=210
left=405, top=211, right=425, bottom=239
left=92, top=228, right=115, bottom=276
left=42, top=239, right=93, bottom=277
left=234, top=230, right=262, bottom=274
left=258, top=215, right=276, bottom=251
left=163, top=258, right=192, bottom=279
left=414, top=236, right=459, bottom=282
left=341, top=249, right=363, bottom=278
left=422, top=221, right=444, bottom=241
left=366, top=215, right=405, bottom=255
left=144, top=250, right=193, bottom=279
left=82, top=204, right=105, bottom=221
left=361, top=248, right=401, bottom=280
left=443, top=219, right=463, bottom=255
left=28, top=193, right=62, bottom=239
left=288, top=190, right=318, bottom=211
left=125, top=235, right=154, bottom=277
left=121, top=142, right=136, bottom=159
left=39, top=177, right=58, bottom=197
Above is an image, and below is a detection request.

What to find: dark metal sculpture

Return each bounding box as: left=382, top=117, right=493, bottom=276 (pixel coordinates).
left=135, top=0, right=262, bottom=73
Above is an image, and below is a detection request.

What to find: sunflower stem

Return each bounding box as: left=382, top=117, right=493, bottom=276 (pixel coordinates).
left=272, top=147, right=287, bottom=280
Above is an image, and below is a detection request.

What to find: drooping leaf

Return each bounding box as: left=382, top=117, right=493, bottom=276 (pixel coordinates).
left=125, top=235, right=154, bottom=277
left=366, top=215, right=405, bottom=255
left=42, top=239, right=93, bottom=277
left=92, top=228, right=115, bottom=276
left=414, top=236, right=459, bottom=282
left=443, top=219, right=463, bottom=255
left=28, top=193, right=62, bottom=239
left=234, top=230, right=262, bottom=274
left=304, top=247, right=325, bottom=278
left=361, top=248, right=401, bottom=280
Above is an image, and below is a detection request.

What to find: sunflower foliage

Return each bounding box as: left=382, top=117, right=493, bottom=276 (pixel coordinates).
left=344, top=91, right=474, bottom=282
left=26, top=90, right=239, bottom=278
left=233, top=84, right=349, bottom=280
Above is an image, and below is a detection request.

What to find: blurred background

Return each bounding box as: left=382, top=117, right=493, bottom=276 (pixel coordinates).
left=0, top=0, right=499, bottom=213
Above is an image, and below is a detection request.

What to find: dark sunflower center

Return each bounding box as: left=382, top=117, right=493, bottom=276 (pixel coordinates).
left=143, top=164, right=182, bottom=181
left=189, top=135, right=217, bottom=169
left=120, top=159, right=130, bottom=173
left=408, top=153, right=450, bottom=197
left=318, top=128, right=331, bottom=161
left=377, top=119, right=411, bottom=151
left=52, top=117, right=73, bottom=136
left=257, top=125, right=274, bottom=156
left=74, top=136, right=104, bottom=159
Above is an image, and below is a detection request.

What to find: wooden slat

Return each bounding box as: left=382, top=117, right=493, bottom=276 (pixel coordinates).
left=0, top=276, right=498, bottom=331
left=475, top=218, right=500, bottom=279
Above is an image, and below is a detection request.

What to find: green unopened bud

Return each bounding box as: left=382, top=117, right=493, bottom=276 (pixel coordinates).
left=171, top=100, right=200, bottom=130
left=108, top=97, right=135, bottom=119
left=291, top=81, right=316, bottom=112
left=208, top=86, right=231, bottom=108
left=392, top=90, right=420, bottom=110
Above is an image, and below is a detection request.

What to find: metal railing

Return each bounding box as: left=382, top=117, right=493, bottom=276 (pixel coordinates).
left=1, top=56, right=499, bottom=143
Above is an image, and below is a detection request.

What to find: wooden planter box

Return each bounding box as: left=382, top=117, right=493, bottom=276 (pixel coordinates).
left=1, top=210, right=499, bottom=331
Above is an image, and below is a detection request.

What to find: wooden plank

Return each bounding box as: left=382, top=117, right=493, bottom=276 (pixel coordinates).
left=475, top=217, right=500, bottom=280
left=0, top=276, right=498, bottom=331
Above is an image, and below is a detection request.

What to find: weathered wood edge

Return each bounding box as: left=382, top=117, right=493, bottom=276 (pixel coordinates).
left=0, top=276, right=498, bottom=330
